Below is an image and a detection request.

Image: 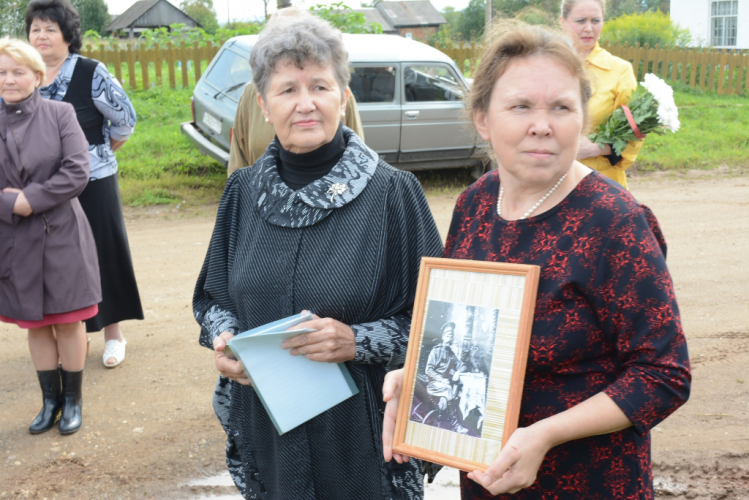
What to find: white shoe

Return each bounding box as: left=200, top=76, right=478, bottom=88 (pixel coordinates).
left=103, top=338, right=127, bottom=368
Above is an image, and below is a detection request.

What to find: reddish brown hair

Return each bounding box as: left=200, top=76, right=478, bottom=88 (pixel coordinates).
left=466, top=23, right=592, bottom=130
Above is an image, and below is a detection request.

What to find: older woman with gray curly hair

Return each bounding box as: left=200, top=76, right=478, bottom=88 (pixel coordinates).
left=193, top=8, right=443, bottom=499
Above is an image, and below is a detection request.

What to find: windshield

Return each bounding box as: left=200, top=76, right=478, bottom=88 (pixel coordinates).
left=205, top=48, right=252, bottom=101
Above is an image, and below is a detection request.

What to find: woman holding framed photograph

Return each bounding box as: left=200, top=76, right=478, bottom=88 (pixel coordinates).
left=382, top=24, right=690, bottom=499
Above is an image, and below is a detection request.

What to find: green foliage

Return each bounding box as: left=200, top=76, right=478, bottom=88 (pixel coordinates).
left=136, top=22, right=263, bottom=49
left=589, top=85, right=663, bottom=155
left=457, top=0, right=486, bottom=40
left=72, top=0, right=109, bottom=34
left=213, top=23, right=265, bottom=38
left=428, top=24, right=456, bottom=46
left=180, top=0, right=220, bottom=34
left=607, top=0, right=671, bottom=19
left=600, top=10, right=692, bottom=48
left=0, top=0, right=30, bottom=37
left=311, top=2, right=382, bottom=34
left=224, top=20, right=264, bottom=31
left=441, top=5, right=462, bottom=27
left=494, top=0, right=558, bottom=17
left=84, top=29, right=102, bottom=40
left=513, top=6, right=556, bottom=27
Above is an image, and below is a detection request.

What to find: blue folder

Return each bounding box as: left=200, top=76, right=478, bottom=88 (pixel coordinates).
left=225, top=312, right=359, bottom=435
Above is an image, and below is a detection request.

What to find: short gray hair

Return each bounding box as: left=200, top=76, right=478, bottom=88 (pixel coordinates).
left=250, top=8, right=350, bottom=101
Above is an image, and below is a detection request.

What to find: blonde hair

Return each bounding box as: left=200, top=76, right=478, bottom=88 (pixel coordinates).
left=0, top=37, right=46, bottom=83
left=560, top=0, right=606, bottom=19
left=466, top=22, right=591, bottom=130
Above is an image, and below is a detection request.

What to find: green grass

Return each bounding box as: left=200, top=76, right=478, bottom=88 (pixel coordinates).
left=114, top=83, right=747, bottom=207
left=115, top=85, right=227, bottom=207
left=414, top=168, right=477, bottom=197
left=102, top=60, right=211, bottom=91
left=633, top=84, right=749, bottom=173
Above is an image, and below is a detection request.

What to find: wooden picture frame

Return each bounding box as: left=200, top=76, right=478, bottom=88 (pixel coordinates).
left=392, top=257, right=540, bottom=473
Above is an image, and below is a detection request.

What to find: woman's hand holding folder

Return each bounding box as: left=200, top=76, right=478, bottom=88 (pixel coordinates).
left=281, top=313, right=356, bottom=363
left=214, top=332, right=252, bottom=386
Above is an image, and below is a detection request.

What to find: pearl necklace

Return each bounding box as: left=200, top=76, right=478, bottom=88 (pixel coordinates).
left=497, top=172, right=569, bottom=220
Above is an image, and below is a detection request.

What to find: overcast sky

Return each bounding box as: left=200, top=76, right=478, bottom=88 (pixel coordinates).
left=104, top=0, right=470, bottom=24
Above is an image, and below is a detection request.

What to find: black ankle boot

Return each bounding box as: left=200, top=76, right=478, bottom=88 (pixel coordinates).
left=59, top=368, right=83, bottom=435
left=29, top=368, right=62, bottom=434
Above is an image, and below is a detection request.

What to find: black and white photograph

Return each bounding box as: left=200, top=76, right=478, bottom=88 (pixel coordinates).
left=409, top=299, right=498, bottom=438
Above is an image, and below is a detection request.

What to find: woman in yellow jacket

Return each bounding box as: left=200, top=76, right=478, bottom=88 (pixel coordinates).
left=561, top=0, right=643, bottom=189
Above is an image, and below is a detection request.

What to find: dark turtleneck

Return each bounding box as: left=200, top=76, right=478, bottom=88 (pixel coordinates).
left=276, top=123, right=346, bottom=191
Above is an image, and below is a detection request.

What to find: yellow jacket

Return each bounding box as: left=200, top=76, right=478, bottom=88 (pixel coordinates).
left=227, top=82, right=365, bottom=176
left=582, top=44, right=644, bottom=189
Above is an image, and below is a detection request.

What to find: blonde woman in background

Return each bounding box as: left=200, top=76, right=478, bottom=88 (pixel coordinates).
left=560, top=0, right=643, bottom=188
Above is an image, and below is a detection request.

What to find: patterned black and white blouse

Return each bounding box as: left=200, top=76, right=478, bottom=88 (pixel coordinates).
left=39, top=53, right=136, bottom=180
left=193, top=128, right=444, bottom=500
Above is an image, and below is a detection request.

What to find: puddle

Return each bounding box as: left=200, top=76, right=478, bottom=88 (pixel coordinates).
left=653, top=475, right=688, bottom=496
left=186, top=471, right=243, bottom=499
left=188, top=471, right=237, bottom=488
left=426, top=466, right=460, bottom=499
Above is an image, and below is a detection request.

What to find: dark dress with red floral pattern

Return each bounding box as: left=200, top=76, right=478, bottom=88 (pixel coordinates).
left=445, top=170, right=691, bottom=500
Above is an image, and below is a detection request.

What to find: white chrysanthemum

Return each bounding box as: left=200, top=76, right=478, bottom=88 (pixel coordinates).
left=641, top=73, right=680, bottom=132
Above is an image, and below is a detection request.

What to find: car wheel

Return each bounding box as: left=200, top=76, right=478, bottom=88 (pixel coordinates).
left=471, top=157, right=497, bottom=180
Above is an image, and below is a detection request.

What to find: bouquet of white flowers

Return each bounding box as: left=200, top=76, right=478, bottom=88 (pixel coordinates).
left=588, top=73, right=680, bottom=156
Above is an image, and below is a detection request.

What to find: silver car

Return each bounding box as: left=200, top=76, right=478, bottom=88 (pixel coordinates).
left=181, top=34, right=487, bottom=173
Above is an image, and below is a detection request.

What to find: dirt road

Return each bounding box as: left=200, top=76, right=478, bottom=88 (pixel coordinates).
left=1, top=173, right=748, bottom=499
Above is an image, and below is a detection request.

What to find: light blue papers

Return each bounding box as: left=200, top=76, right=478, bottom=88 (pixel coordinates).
left=225, top=312, right=359, bottom=435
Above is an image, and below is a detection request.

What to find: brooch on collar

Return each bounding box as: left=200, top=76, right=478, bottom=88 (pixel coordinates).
left=326, top=183, right=347, bottom=202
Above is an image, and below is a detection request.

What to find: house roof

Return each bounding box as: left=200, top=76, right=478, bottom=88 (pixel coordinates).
left=106, top=0, right=201, bottom=32
left=351, top=8, right=398, bottom=33
left=375, top=1, right=447, bottom=28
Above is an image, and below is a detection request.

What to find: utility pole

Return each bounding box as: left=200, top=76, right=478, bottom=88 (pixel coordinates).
left=485, top=0, right=492, bottom=39
left=277, top=0, right=291, bottom=9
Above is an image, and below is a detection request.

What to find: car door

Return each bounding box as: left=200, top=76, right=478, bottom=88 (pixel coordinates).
left=399, top=63, right=476, bottom=162
left=349, top=65, right=401, bottom=164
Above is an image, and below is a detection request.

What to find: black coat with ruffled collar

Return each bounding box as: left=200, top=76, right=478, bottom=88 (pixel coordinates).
left=193, top=128, right=443, bottom=499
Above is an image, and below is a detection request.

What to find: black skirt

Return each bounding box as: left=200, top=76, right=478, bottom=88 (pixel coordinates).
left=77, top=174, right=144, bottom=332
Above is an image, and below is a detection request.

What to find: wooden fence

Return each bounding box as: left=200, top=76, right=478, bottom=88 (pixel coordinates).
left=435, top=40, right=749, bottom=95
left=83, top=38, right=749, bottom=96
left=81, top=40, right=223, bottom=90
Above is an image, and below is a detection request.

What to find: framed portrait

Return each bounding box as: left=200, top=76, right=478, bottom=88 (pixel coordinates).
left=392, top=257, right=540, bottom=473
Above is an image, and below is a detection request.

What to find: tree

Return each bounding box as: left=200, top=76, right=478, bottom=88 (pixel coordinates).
left=180, top=0, right=220, bottom=34
left=259, top=0, right=271, bottom=19
left=72, top=0, right=110, bottom=34
left=457, top=0, right=485, bottom=40
left=0, top=0, right=30, bottom=37
left=514, top=6, right=556, bottom=26
left=312, top=2, right=382, bottom=34
left=600, top=10, right=690, bottom=47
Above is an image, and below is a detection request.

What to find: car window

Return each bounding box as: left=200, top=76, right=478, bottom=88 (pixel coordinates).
left=205, top=49, right=252, bottom=100
left=349, top=66, right=397, bottom=103
left=404, top=65, right=465, bottom=102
